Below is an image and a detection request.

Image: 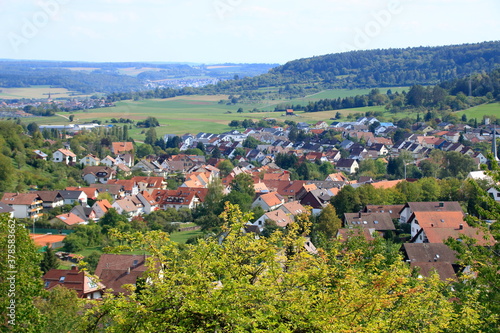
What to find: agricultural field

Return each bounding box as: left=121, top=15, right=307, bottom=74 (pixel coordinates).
left=19, top=88, right=498, bottom=141
left=457, top=102, right=500, bottom=120
left=15, top=92, right=413, bottom=140
left=0, top=85, right=90, bottom=99
left=286, top=86, right=410, bottom=104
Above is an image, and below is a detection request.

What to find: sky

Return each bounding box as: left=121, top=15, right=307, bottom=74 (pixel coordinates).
left=0, top=0, right=499, bottom=64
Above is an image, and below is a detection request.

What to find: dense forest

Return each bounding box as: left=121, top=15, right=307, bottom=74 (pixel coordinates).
left=271, top=41, right=500, bottom=87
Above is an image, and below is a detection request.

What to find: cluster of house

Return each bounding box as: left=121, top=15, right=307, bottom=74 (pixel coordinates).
left=161, top=117, right=496, bottom=176
left=0, top=96, right=112, bottom=114
left=38, top=198, right=496, bottom=300
left=3, top=116, right=500, bottom=298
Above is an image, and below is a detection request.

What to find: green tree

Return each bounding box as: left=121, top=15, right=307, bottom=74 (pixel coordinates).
left=122, top=124, right=129, bottom=141
left=217, top=160, right=234, bottom=178
left=0, top=153, right=15, bottom=192
left=136, top=143, right=154, bottom=158
left=35, top=286, right=84, bottom=333
left=331, top=185, right=361, bottom=217
left=99, top=208, right=129, bottom=234
left=0, top=214, right=44, bottom=331
left=230, top=173, right=255, bottom=198
left=242, top=136, right=261, bottom=149
left=40, top=245, right=58, bottom=274
left=80, top=203, right=481, bottom=332
left=315, top=204, right=342, bottom=238
left=144, top=127, right=157, bottom=145
left=418, top=177, right=441, bottom=201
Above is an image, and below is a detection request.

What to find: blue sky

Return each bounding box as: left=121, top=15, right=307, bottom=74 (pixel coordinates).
left=1, top=0, right=499, bottom=64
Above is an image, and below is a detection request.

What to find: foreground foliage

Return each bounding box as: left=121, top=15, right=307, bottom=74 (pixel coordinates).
left=81, top=203, right=488, bottom=332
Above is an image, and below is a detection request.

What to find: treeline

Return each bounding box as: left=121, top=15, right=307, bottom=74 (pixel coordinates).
left=272, top=41, right=500, bottom=87
left=385, top=69, right=500, bottom=113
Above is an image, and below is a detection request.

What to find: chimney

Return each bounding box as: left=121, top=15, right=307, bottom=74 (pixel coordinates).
left=359, top=212, right=362, bottom=218
left=438, top=202, right=444, bottom=208
left=127, top=267, right=130, bottom=275
left=459, top=224, right=464, bottom=230
left=71, top=265, right=77, bottom=270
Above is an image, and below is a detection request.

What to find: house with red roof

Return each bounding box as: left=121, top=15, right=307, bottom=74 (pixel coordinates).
left=252, top=192, right=284, bottom=211
left=408, top=211, right=495, bottom=246
left=1, top=193, right=43, bottom=220
left=92, top=199, right=113, bottom=219
left=52, top=148, right=77, bottom=165
left=251, top=209, right=294, bottom=231
left=111, top=142, right=134, bottom=155
left=42, top=266, right=105, bottom=299
left=152, top=189, right=201, bottom=210
left=53, top=212, right=87, bottom=226
left=137, top=191, right=159, bottom=214
left=131, top=176, right=166, bottom=194
left=80, top=154, right=101, bottom=166
left=95, top=254, right=150, bottom=295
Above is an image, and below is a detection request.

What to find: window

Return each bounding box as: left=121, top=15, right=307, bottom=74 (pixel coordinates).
left=59, top=276, right=65, bottom=283
left=44, top=281, right=50, bottom=288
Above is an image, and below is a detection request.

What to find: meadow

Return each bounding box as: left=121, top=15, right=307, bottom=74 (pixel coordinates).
left=0, top=85, right=90, bottom=99
left=457, top=102, right=500, bottom=120
left=15, top=89, right=500, bottom=140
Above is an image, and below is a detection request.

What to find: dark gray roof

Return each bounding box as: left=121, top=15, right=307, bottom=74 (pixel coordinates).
left=403, top=243, right=458, bottom=264
left=34, top=190, right=63, bottom=202
left=344, top=212, right=395, bottom=231
left=58, top=190, right=84, bottom=200
left=0, top=202, right=14, bottom=213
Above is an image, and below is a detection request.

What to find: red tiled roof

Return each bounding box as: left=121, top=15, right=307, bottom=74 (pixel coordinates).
left=1, top=192, right=41, bottom=205
left=256, top=192, right=283, bottom=208
left=56, top=213, right=85, bottom=226
left=57, top=148, right=76, bottom=157
left=112, top=142, right=134, bottom=154
left=66, top=187, right=98, bottom=199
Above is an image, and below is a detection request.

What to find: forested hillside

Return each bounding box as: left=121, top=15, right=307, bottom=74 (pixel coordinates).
left=271, top=41, right=500, bottom=87
left=194, top=41, right=500, bottom=99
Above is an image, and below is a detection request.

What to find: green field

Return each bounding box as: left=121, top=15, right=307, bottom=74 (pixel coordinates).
left=21, top=87, right=498, bottom=140
left=457, top=102, right=500, bottom=120
left=16, top=93, right=410, bottom=139
left=0, top=85, right=90, bottom=99
left=287, top=86, right=410, bottom=105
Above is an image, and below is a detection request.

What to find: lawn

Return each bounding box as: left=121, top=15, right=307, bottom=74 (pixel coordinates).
left=457, top=102, right=500, bottom=120
left=169, top=229, right=203, bottom=243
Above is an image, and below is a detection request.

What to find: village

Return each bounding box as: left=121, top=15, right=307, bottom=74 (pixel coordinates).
left=0, top=111, right=498, bottom=299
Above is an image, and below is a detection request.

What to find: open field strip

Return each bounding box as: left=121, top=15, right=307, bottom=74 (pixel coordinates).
left=0, top=85, right=90, bottom=99
left=15, top=92, right=499, bottom=140
left=457, top=102, right=500, bottom=120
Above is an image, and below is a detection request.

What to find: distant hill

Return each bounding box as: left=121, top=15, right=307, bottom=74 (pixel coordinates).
left=200, top=41, right=500, bottom=99
left=0, top=60, right=277, bottom=95
left=271, top=41, right=500, bottom=86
